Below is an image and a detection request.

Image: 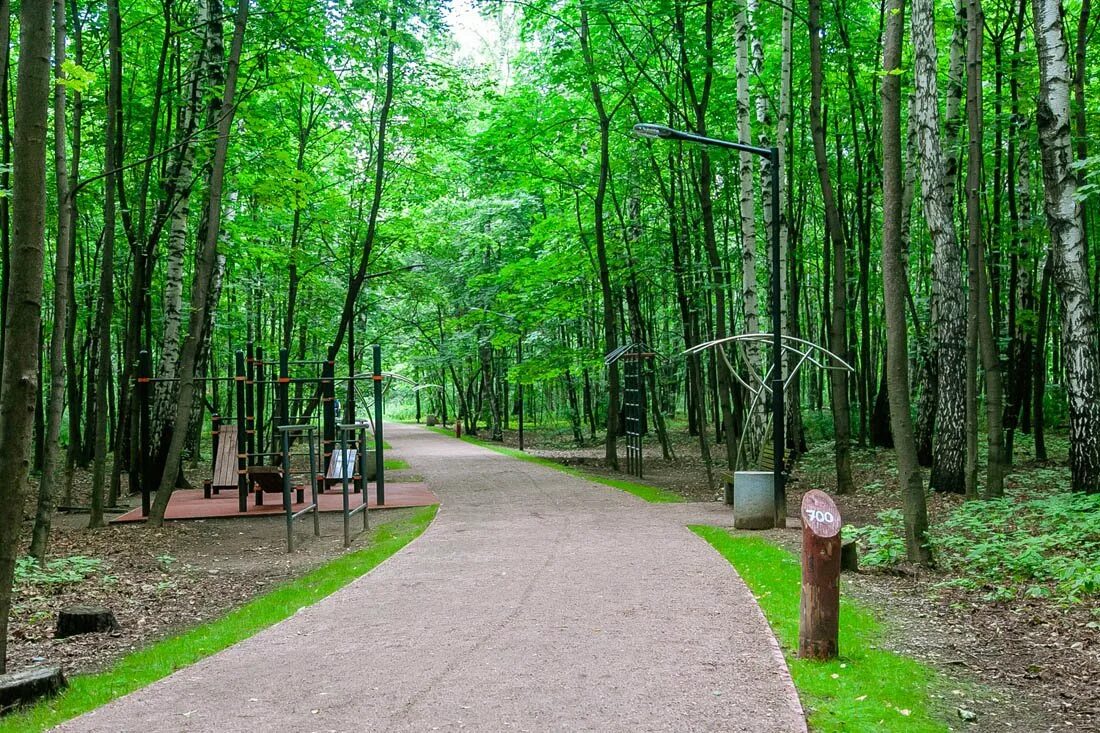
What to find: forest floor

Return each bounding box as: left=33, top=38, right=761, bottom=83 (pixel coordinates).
left=465, top=416, right=1098, bottom=732
left=11, top=418, right=1097, bottom=731
left=8, top=459, right=427, bottom=678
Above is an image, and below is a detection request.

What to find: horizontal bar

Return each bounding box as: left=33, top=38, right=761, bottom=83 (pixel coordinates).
left=291, top=504, right=318, bottom=520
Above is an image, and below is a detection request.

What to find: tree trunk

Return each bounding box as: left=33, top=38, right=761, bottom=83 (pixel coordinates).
left=151, top=0, right=250, bottom=523
left=62, top=0, right=83, bottom=504
left=89, top=0, right=123, bottom=530
left=30, top=0, right=73, bottom=560
left=883, top=0, right=932, bottom=563
left=965, top=0, right=1006, bottom=498
left=0, top=0, right=51, bottom=672
left=737, top=0, right=763, bottom=456
left=149, top=0, right=220, bottom=472
left=809, top=0, right=855, bottom=494
left=913, top=0, right=968, bottom=493
left=1032, top=0, right=1100, bottom=492
left=579, top=6, right=620, bottom=470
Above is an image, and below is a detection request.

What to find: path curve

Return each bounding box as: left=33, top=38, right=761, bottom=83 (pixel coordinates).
left=58, top=423, right=805, bottom=732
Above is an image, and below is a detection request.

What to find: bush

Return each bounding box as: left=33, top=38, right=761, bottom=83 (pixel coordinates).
left=15, top=556, right=102, bottom=586
left=844, top=493, right=1100, bottom=604
left=844, top=510, right=907, bottom=567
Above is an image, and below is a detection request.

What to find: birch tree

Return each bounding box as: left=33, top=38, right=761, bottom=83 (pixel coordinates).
left=149, top=0, right=222, bottom=476
left=913, top=0, right=968, bottom=493
left=1031, top=0, right=1100, bottom=493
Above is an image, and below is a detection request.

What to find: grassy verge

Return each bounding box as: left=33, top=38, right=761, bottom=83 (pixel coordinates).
left=426, top=426, right=682, bottom=503
left=691, top=527, right=948, bottom=732
left=384, top=457, right=409, bottom=471
left=1, top=505, right=437, bottom=732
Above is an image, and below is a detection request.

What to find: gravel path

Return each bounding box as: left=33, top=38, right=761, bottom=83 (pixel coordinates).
left=58, top=423, right=805, bottom=732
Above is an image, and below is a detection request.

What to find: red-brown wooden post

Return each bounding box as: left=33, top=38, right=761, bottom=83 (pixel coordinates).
left=799, top=489, right=842, bottom=659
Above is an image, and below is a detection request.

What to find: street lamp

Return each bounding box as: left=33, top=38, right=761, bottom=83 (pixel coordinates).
left=633, top=122, right=785, bottom=525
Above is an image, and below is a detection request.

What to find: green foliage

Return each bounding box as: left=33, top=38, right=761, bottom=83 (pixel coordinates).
left=691, top=529, right=948, bottom=732
left=15, top=556, right=102, bottom=586
left=58, top=61, right=97, bottom=93
left=934, top=492, right=1100, bottom=603
left=846, top=493, right=1100, bottom=604
left=844, top=510, right=907, bottom=567
left=0, top=507, right=437, bottom=731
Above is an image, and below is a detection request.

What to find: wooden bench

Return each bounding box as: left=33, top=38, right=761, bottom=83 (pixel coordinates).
left=203, top=424, right=238, bottom=498
left=248, top=465, right=304, bottom=505
left=324, top=448, right=360, bottom=493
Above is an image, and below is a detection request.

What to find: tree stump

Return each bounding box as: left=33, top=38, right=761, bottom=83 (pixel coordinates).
left=56, top=606, right=120, bottom=639
left=0, top=666, right=66, bottom=710
left=799, top=490, right=841, bottom=660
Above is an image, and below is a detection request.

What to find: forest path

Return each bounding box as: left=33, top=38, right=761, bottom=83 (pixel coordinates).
left=58, top=423, right=805, bottom=732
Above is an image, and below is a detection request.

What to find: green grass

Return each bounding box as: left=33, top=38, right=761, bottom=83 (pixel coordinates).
left=1, top=506, right=437, bottom=732
left=384, top=457, right=409, bottom=471
left=690, top=528, right=949, bottom=732
left=426, top=426, right=683, bottom=503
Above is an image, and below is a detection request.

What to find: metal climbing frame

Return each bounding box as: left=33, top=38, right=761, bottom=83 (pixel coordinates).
left=605, top=342, right=657, bottom=479
left=624, top=347, right=644, bottom=478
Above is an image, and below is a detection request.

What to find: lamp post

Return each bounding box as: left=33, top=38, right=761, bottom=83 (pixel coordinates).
left=634, top=123, right=785, bottom=525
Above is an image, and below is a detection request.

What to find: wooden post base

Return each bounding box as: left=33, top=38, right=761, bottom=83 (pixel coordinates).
left=799, top=490, right=841, bottom=660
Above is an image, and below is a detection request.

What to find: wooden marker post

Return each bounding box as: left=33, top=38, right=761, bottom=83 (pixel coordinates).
left=799, top=489, right=841, bottom=659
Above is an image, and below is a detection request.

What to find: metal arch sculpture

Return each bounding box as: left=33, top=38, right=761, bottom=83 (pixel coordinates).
left=683, top=334, right=855, bottom=470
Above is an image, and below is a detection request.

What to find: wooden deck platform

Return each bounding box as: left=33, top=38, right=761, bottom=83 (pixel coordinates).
left=112, top=482, right=439, bottom=523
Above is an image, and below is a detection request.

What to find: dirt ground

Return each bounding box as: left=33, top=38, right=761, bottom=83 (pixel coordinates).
left=9, top=460, right=423, bottom=678
left=472, top=419, right=1098, bottom=732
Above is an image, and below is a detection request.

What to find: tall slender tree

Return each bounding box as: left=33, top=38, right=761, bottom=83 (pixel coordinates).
left=1032, top=0, right=1100, bottom=493
left=913, top=0, right=968, bottom=493
left=0, top=0, right=52, bottom=671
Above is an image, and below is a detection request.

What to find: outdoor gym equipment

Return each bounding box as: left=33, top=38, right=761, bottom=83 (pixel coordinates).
left=337, top=422, right=372, bottom=547
left=604, top=342, right=658, bottom=479
left=134, top=342, right=394, bottom=518
left=278, top=424, right=321, bottom=552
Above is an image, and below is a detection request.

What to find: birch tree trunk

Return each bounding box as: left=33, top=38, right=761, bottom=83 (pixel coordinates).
left=150, top=0, right=220, bottom=467
left=913, top=0, right=968, bottom=493
left=0, top=0, right=51, bottom=671
left=1031, top=0, right=1100, bottom=493
left=736, top=0, right=760, bottom=381
left=779, top=0, right=799, bottom=459
left=151, top=0, right=250, bottom=523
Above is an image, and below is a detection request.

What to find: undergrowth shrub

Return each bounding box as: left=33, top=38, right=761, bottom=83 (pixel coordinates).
left=844, top=493, right=1100, bottom=604
left=15, top=556, right=102, bottom=586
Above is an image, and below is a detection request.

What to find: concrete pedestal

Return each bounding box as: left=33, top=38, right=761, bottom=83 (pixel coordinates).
left=733, top=471, right=776, bottom=529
